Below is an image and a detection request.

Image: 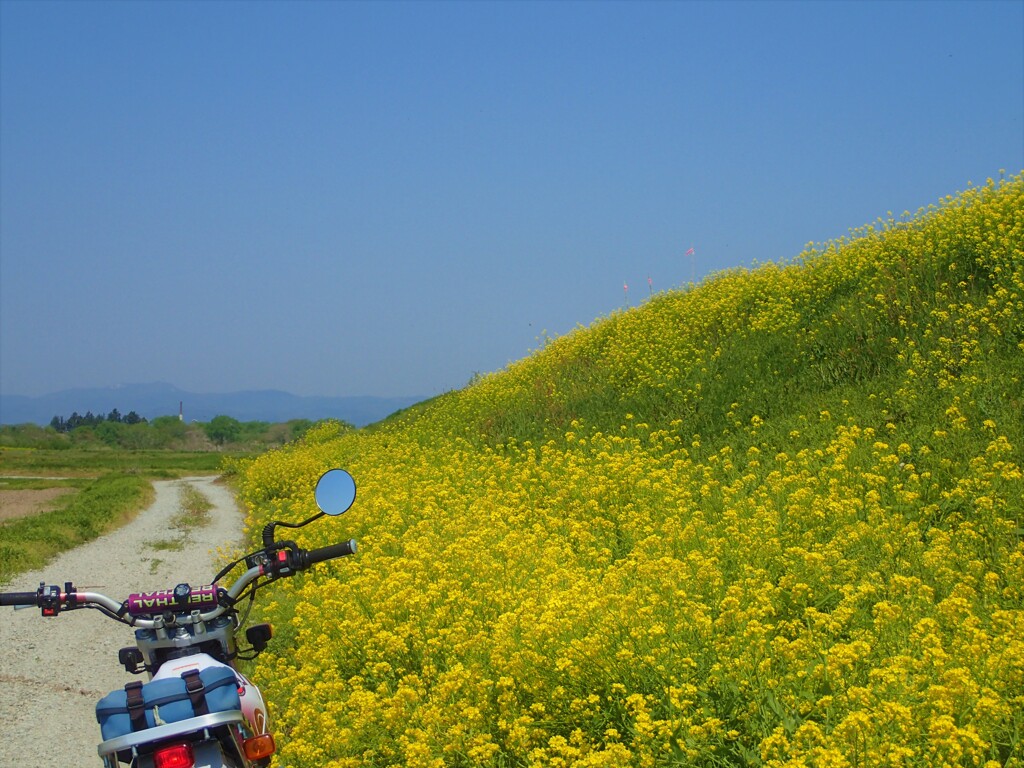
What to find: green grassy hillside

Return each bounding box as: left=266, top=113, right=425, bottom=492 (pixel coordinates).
left=236, top=175, right=1022, bottom=767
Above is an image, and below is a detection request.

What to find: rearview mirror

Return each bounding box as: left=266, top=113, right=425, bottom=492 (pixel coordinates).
left=314, top=469, right=357, bottom=516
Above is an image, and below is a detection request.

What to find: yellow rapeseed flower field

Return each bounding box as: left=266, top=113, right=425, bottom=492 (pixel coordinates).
left=236, top=175, right=1022, bottom=767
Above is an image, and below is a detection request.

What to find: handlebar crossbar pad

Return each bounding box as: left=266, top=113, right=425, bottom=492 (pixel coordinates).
left=0, top=592, right=39, bottom=607
left=304, top=539, right=357, bottom=566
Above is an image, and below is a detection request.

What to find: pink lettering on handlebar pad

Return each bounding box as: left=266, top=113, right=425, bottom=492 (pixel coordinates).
left=126, top=584, right=219, bottom=616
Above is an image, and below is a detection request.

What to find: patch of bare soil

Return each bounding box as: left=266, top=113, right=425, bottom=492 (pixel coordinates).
left=0, top=487, right=75, bottom=522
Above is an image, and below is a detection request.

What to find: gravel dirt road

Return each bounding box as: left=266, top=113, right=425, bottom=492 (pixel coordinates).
left=0, top=476, right=244, bottom=768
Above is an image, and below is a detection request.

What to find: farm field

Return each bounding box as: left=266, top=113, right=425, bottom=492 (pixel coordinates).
left=0, top=446, right=226, bottom=476
left=0, top=448, right=227, bottom=583
left=235, top=176, right=1021, bottom=766
left=0, top=417, right=326, bottom=583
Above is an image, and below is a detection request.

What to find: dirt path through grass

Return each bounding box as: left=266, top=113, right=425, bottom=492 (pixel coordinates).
left=0, top=476, right=244, bottom=768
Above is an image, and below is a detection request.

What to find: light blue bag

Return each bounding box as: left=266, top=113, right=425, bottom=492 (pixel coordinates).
left=96, top=666, right=241, bottom=741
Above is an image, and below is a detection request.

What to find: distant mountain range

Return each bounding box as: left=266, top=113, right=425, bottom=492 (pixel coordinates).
left=0, top=383, right=425, bottom=428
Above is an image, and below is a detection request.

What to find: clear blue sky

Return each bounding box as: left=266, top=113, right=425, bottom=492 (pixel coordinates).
left=2, top=0, right=1021, bottom=400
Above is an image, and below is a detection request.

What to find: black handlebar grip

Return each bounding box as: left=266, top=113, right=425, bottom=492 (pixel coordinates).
left=0, top=592, right=39, bottom=607
left=302, top=539, right=357, bottom=567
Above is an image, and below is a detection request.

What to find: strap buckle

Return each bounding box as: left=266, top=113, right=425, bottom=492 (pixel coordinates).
left=124, top=680, right=147, bottom=731
left=181, top=669, right=210, bottom=716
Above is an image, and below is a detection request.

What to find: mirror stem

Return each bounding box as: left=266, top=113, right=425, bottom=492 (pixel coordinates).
left=262, top=522, right=278, bottom=549
left=262, top=513, right=325, bottom=549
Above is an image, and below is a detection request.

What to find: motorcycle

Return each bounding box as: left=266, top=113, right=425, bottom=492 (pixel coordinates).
left=0, top=468, right=358, bottom=768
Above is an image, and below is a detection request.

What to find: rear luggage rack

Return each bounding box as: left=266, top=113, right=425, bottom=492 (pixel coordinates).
left=97, top=710, right=246, bottom=766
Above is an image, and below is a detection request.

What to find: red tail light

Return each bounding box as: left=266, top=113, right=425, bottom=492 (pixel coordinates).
left=154, top=743, right=195, bottom=768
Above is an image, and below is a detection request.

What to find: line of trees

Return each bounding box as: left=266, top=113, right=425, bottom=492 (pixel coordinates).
left=2, top=402, right=352, bottom=451
left=49, top=409, right=148, bottom=433
left=3, top=412, right=334, bottom=451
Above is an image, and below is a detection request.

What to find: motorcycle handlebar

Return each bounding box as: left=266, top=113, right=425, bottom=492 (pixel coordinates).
left=0, top=592, right=39, bottom=607
left=0, top=537, right=358, bottom=623
left=300, top=539, right=358, bottom=567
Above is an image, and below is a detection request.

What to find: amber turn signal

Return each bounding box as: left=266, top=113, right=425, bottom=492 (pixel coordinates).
left=244, top=733, right=276, bottom=760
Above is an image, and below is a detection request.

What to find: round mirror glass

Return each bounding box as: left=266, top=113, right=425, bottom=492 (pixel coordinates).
left=314, top=469, right=357, bottom=516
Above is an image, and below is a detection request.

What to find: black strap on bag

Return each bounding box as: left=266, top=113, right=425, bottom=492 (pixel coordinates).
left=124, top=681, right=147, bottom=732
left=182, top=669, right=210, bottom=716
